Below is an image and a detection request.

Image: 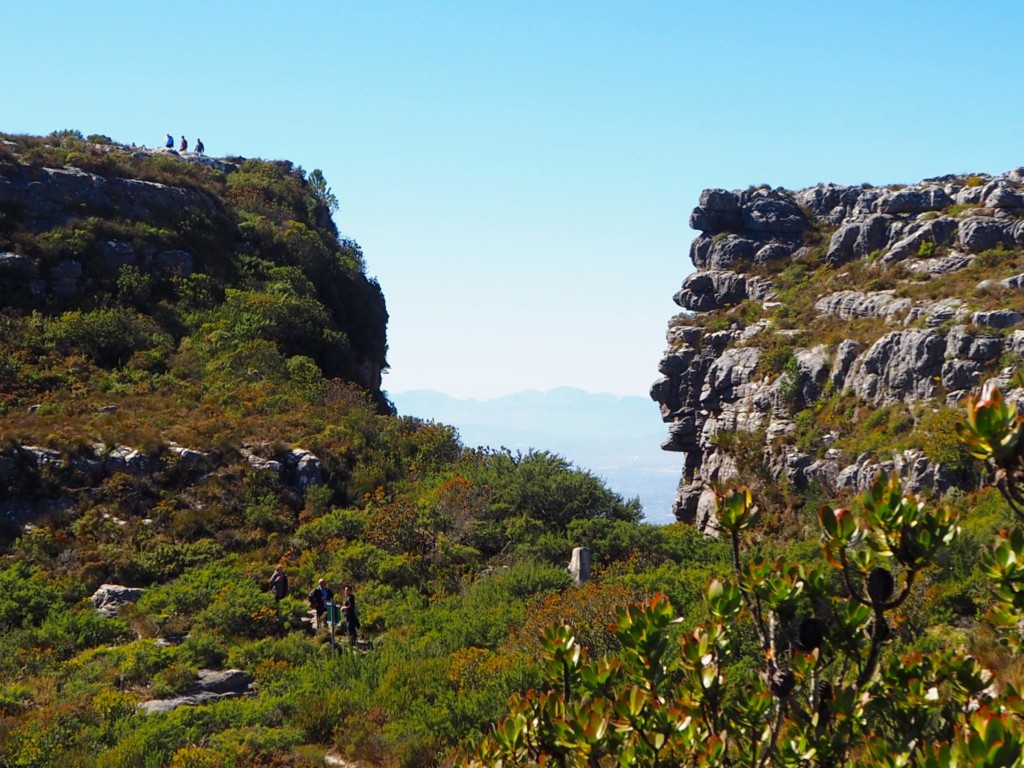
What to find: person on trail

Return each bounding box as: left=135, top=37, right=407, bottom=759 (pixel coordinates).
left=308, top=578, right=333, bottom=630
left=179, top=136, right=188, bottom=152
left=195, top=138, right=204, bottom=155
left=269, top=564, right=288, bottom=601
left=342, top=584, right=360, bottom=646
left=165, top=133, right=174, bottom=148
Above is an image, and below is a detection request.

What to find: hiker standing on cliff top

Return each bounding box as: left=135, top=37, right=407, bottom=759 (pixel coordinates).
left=165, top=133, right=174, bottom=148
left=179, top=136, right=188, bottom=153
left=195, top=138, right=204, bottom=155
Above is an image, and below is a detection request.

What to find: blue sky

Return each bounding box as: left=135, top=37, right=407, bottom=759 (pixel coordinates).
left=8, top=2, right=1024, bottom=400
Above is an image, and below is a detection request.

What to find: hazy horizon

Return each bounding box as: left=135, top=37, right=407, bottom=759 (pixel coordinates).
left=389, top=386, right=681, bottom=525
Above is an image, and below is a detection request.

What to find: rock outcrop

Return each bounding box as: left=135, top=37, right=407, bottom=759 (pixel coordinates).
left=0, top=136, right=389, bottom=402
left=91, top=584, right=145, bottom=618
left=653, top=169, right=1024, bottom=526
left=0, top=440, right=323, bottom=531
left=138, top=669, right=253, bottom=714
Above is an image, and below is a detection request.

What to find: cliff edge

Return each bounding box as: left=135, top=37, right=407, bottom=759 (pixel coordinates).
left=652, top=169, right=1024, bottom=528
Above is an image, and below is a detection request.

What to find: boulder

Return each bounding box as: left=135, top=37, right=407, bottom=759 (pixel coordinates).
left=0, top=252, right=39, bottom=278
left=883, top=218, right=957, bottom=262
left=241, top=447, right=283, bottom=476
left=699, top=347, right=762, bottom=409
left=836, top=450, right=957, bottom=495
left=68, top=451, right=104, bottom=484
left=768, top=445, right=816, bottom=491
left=673, top=270, right=747, bottom=312
left=105, top=445, right=149, bottom=475
left=690, top=233, right=758, bottom=270
left=695, top=488, right=719, bottom=535
left=958, top=217, right=1022, bottom=253
left=971, top=310, right=1024, bottom=329
left=138, top=669, right=253, bottom=715
left=50, top=259, right=82, bottom=280
left=793, top=183, right=865, bottom=221
left=746, top=276, right=776, bottom=301
left=945, top=326, right=1003, bottom=361
left=874, top=186, right=952, bottom=215
left=22, top=445, right=62, bottom=469
left=814, top=290, right=910, bottom=321
left=753, top=240, right=798, bottom=264
left=689, top=188, right=741, bottom=233
left=167, top=443, right=211, bottom=472
left=286, top=449, right=323, bottom=489
left=846, top=329, right=946, bottom=405
left=91, top=584, right=144, bottom=618
left=826, top=215, right=890, bottom=265
left=829, top=340, right=860, bottom=391
left=791, top=345, right=830, bottom=407
left=98, top=240, right=136, bottom=273
left=905, top=253, right=974, bottom=275
left=903, top=298, right=966, bottom=327
left=986, top=186, right=1024, bottom=210
left=673, top=483, right=702, bottom=525
left=739, top=189, right=808, bottom=234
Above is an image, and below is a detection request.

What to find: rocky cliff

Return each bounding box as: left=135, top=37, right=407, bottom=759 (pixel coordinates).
left=0, top=132, right=390, bottom=530
left=652, top=169, right=1024, bottom=528
left=0, top=133, right=388, bottom=398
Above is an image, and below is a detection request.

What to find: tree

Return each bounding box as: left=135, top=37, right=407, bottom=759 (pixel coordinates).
left=308, top=168, right=339, bottom=215
left=462, top=383, right=1024, bottom=767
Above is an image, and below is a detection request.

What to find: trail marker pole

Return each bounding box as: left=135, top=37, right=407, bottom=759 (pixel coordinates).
left=326, top=601, right=341, bottom=651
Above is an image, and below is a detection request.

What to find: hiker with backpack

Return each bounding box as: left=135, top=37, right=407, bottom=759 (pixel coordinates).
left=308, top=578, right=332, bottom=630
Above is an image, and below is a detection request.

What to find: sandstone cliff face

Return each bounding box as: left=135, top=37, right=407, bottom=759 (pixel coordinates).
left=652, top=170, right=1024, bottom=528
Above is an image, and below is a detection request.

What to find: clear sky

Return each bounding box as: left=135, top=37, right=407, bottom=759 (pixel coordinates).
left=7, top=2, right=1024, bottom=400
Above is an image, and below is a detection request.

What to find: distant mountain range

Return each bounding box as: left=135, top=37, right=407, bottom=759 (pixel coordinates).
left=389, top=387, right=681, bottom=524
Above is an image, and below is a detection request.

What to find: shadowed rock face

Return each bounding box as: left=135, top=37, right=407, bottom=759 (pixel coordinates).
left=0, top=163, right=221, bottom=234
left=653, top=168, right=1024, bottom=527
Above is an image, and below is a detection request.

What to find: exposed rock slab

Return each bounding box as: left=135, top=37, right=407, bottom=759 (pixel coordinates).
left=138, top=669, right=254, bottom=714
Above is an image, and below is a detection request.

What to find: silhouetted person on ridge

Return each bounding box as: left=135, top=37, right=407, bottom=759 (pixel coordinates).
left=179, top=136, right=188, bottom=152
left=165, top=133, right=174, bottom=148
left=195, top=138, right=204, bottom=155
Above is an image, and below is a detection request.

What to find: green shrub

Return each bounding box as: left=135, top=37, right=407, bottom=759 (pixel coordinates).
left=911, top=406, right=975, bottom=472
left=0, top=563, right=62, bottom=630
left=45, top=308, right=171, bottom=368
left=293, top=508, right=365, bottom=549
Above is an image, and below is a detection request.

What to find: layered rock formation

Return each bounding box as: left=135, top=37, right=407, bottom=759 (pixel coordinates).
left=653, top=170, right=1024, bottom=527
left=0, top=440, right=324, bottom=530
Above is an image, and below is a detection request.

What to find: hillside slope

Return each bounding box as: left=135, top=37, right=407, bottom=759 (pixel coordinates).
left=0, top=132, right=392, bottom=522
left=0, top=131, right=673, bottom=768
